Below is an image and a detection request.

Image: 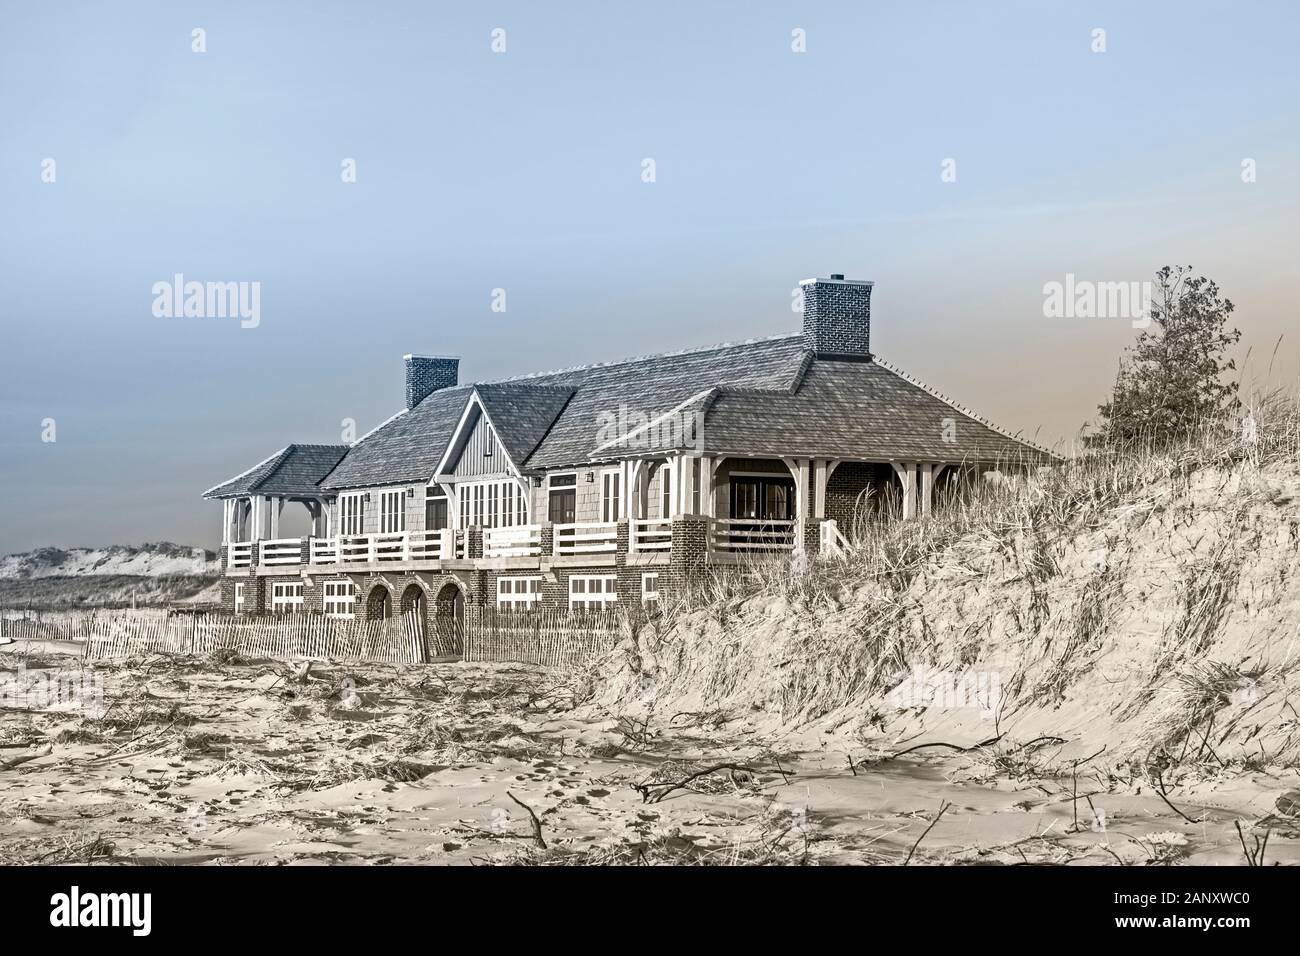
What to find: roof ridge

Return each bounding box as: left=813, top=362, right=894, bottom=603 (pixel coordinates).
left=489, top=332, right=803, bottom=384
left=475, top=381, right=576, bottom=394
left=869, top=356, right=1061, bottom=460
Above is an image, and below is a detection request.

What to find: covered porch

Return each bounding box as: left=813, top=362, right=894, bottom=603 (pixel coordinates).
left=609, top=453, right=977, bottom=558
left=222, top=494, right=333, bottom=569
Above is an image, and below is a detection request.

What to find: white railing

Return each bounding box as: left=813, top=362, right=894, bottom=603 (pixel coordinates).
left=310, top=536, right=339, bottom=564
left=819, top=519, right=850, bottom=556
left=631, top=518, right=673, bottom=552
left=484, top=524, right=543, bottom=557
left=554, top=521, right=618, bottom=555
left=228, top=541, right=253, bottom=569
left=711, top=518, right=797, bottom=553
left=410, top=528, right=461, bottom=561
left=308, top=530, right=463, bottom=565
left=258, top=538, right=303, bottom=566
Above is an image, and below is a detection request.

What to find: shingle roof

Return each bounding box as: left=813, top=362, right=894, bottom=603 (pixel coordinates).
left=202, top=444, right=349, bottom=499
left=319, top=385, right=472, bottom=490
left=512, top=335, right=811, bottom=468
left=473, top=383, right=576, bottom=467
left=216, top=333, right=1056, bottom=498
left=701, top=359, right=1051, bottom=463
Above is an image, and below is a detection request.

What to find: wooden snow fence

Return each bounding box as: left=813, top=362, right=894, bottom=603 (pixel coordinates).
left=4, top=611, right=425, bottom=664
left=461, top=606, right=626, bottom=668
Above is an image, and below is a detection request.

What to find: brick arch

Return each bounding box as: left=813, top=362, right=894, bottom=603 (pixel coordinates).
left=399, top=583, right=427, bottom=617
left=363, top=581, right=393, bottom=621
left=430, top=579, right=466, bottom=659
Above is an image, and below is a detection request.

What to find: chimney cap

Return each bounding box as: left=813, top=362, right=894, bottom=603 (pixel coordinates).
left=799, top=275, right=874, bottom=287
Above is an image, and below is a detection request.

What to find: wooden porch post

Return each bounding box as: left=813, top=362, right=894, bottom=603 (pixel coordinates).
left=901, top=463, right=917, bottom=520
left=628, top=459, right=646, bottom=520
left=783, top=457, right=811, bottom=550
left=698, top=455, right=714, bottom=518
left=919, top=463, right=934, bottom=517
left=680, top=455, right=692, bottom=516
left=813, top=459, right=828, bottom=521
left=619, top=459, right=633, bottom=521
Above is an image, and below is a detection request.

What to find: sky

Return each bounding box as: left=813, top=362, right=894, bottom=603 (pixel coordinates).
left=1, top=0, right=1298, bottom=553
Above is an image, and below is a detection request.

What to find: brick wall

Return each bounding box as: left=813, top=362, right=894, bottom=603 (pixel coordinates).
left=801, top=276, right=873, bottom=358
left=825, top=461, right=900, bottom=529
left=404, top=355, right=459, bottom=409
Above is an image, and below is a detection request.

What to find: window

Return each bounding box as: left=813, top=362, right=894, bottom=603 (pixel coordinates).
left=271, top=582, right=304, bottom=614
left=338, top=493, right=365, bottom=536
left=454, top=480, right=529, bottom=528
left=233, top=582, right=245, bottom=614
left=641, top=572, right=660, bottom=605
left=601, top=470, right=621, bottom=522
left=729, top=477, right=795, bottom=520
left=484, top=425, right=494, bottom=457
left=497, top=576, right=543, bottom=610
left=661, top=465, right=673, bottom=518
left=323, top=580, right=355, bottom=618
left=426, top=492, right=449, bottom=531
left=569, top=575, right=618, bottom=610
left=379, top=490, right=405, bottom=534
left=549, top=474, right=576, bottom=524
left=691, top=458, right=701, bottom=514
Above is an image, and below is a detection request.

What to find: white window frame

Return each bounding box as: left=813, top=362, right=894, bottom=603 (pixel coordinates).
left=456, top=479, right=530, bottom=529
left=547, top=473, right=577, bottom=522
left=338, top=492, right=366, bottom=536
left=660, top=465, right=673, bottom=519
left=569, top=574, right=618, bottom=610
left=323, top=580, right=355, bottom=618
left=497, top=575, right=543, bottom=610
left=271, top=581, right=304, bottom=614
left=641, top=572, right=660, bottom=605
left=378, top=489, right=406, bottom=534
left=600, top=469, right=621, bottom=523
left=233, top=582, right=245, bottom=614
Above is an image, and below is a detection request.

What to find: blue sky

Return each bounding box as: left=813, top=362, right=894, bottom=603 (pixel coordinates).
left=2, top=0, right=1298, bottom=551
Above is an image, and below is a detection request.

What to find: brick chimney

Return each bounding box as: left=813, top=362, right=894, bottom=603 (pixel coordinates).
left=404, top=354, right=459, bottom=409
left=800, top=274, right=874, bottom=359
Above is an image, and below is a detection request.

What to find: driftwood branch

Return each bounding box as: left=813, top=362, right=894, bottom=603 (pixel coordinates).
left=1152, top=768, right=1201, bottom=825
left=633, top=763, right=757, bottom=804
left=872, top=735, right=1004, bottom=765
left=507, top=792, right=547, bottom=849
left=904, top=800, right=951, bottom=865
